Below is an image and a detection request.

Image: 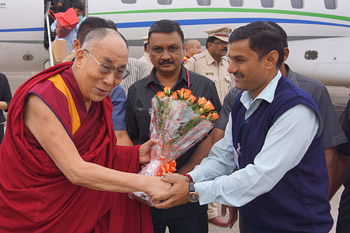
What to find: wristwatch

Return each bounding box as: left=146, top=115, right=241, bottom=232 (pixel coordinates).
left=187, top=182, right=199, bottom=202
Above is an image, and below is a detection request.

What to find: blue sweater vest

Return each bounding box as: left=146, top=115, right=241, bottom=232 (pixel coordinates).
left=231, top=77, right=333, bottom=232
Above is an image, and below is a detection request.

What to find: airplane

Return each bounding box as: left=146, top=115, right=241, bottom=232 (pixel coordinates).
left=0, top=0, right=350, bottom=86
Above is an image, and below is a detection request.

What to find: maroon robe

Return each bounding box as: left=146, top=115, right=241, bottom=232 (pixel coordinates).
left=0, top=62, right=153, bottom=233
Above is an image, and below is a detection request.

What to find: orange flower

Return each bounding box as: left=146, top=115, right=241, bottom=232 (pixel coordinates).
left=203, top=100, right=215, bottom=112
left=207, top=112, right=219, bottom=121
left=200, top=115, right=206, bottom=119
left=156, top=160, right=177, bottom=176
left=156, top=91, right=166, bottom=99
left=172, top=92, right=178, bottom=100
left=183, top=89, right=192, bottom=99
left=186, top=95, right=196, bottom=104
left=197, top=97, right=207, bottom=107
left=177, top=88, right=185, bottom=99
left=164, top=87, right=171, bottom=96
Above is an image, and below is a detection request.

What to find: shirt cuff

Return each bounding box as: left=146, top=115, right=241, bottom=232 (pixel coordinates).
left=194, top=180, right=216, bottom=205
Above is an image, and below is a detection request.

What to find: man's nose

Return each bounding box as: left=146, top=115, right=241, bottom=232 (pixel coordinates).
left=228, top=61, right=237, bottom=74
left=103, top=72, right=115, bottom=86
left=161, top=50, right=171, bottom=60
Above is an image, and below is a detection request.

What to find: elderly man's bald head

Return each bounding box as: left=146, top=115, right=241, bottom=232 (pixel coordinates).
left=184, top=39, right=201, bottom=57
left=82, top=27, right=128, bottom=50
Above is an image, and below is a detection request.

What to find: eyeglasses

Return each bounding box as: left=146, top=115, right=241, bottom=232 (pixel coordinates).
left=211, top=41, right=228, bottom=45
left=83, top=49, right=130, bottom=80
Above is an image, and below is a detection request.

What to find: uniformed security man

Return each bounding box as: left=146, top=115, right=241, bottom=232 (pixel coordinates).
left=139, top=36, right=154, bottom=72
left=184, top=25, right=234, bottom=104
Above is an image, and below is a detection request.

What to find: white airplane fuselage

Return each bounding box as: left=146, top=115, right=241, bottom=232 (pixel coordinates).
left=0, top=0, right=349, bottom=86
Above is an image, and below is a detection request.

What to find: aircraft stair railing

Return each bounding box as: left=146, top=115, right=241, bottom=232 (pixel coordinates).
left=44, top=1, right=54, bottom=68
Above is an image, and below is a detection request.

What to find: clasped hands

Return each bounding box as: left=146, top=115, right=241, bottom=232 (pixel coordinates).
left=138, top=140, right=237, bottom=228
left=138, top=140, right=191, bottom=207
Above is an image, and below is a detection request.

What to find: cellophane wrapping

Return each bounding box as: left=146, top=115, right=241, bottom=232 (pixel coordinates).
left=129, top=88, right=218, bottom=205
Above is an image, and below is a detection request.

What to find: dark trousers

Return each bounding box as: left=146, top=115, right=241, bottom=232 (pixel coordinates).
left=336, top=222, right=350, bottom=233
left=151, top=209, right=208, bottom=233
left=239, top=212, right=250, bottom=233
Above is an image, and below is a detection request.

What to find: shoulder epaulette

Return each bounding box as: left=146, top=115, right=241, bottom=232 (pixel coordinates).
left=185, top=53, right=205, bottom=64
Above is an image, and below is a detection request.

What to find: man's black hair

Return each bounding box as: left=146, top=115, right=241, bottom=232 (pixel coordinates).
left=72, top=0, right=84, bottom=11
left=106, top=20, right=117, bottom=31
left=205, top=36, right=217, bottom=48
left=77, top=17, right=112, bottom=43
left=229, top=21, right=284, bottom=68
left=267, top=21, right=288, bottom=48
left=148, top=19, right=184, bottom=43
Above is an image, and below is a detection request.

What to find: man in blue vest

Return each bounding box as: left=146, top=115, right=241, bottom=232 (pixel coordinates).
left=152, top=21, right=333, bottom=232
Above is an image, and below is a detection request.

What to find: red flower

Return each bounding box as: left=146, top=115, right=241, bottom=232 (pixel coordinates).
left=207, top=112, right=219, bottom=121
left=203, top=100, right=215, bottom=112
left=186, top=95, right=196, bottom=104
left=177, top=88, right=185, bottom=99
left=156, top=91, right=166, bottom=99
left=164, top=87, right=171, bottom=96
left=197, top=97, right=207, bottom=107
left=172, top=92, right=178, bottom=100
left=183, top=89, right=192, bottom=99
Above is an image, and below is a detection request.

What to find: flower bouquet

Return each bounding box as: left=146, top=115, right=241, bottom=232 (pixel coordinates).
left=130, top=87, right=219, bottom=205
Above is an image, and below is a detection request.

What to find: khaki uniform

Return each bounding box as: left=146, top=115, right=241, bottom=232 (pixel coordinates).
left=139, top=52, right=153, bottom=73
left=185, top=50, right=234, bottom=103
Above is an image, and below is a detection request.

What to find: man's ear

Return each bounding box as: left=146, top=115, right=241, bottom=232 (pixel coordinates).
left=146, top=44, right=150, bottom=54
left=73, top=39, right=81, bottom=51
left=74, top=49, right=85, bottom=66
left=265, top=50, right=279, bottom=69
left=283, top=47, right=290, bottom=63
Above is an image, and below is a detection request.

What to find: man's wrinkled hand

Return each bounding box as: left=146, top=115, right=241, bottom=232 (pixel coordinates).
left=145, top=176, right=172, bottom=198
left=139, top=139, right=156, bottom=164
left=151, top=173, right=189, bottom=209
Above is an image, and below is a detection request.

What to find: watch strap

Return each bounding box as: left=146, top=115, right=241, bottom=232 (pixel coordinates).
left=189, top=182, right=195, bottom=192
left=184, top=174, right=193, bottom=183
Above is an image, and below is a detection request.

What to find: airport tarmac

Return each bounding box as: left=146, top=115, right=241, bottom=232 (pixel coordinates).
left=4, top=72, right=350, bottom=233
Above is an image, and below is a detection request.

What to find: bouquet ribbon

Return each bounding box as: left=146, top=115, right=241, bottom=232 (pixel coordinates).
left=156, top=160, right=177, bottom=176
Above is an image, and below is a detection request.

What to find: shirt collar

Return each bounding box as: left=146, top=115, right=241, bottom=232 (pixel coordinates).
left=145, top=64, right=189, bottom=88
left=204, top=50, right=216, bottom=65
left=204, top=49, right=226, bottom=66
left=241, top=71, right=282, bottom=108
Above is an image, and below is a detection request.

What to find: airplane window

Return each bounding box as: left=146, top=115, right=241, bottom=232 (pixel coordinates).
left=305, top=50, right=318, bottom=60
left=291, top=0, right=303, bottom=8
left=121, top=0, right=136, bottom=3
left=324, top=0, right=337, bottom=9
left=197, top=0, right=211, bottom=6
left=261, top=0, right=274, bottom=8
left=230, top=0, right=243, bottom=7
left=158, top=0, right=172, bottom=4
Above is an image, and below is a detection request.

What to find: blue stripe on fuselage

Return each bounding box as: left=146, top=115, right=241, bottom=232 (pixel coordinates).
left=0, top=27, right=44, bottom=32
left=0, top=17, right=349, bottom=32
